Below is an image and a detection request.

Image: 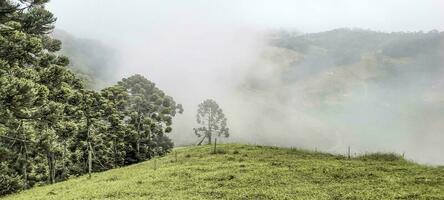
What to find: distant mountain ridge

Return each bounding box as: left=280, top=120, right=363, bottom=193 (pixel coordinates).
left=269, top=28, right=443, bottom=78
left=234, top=28, right=444, bottom=163
left=259, top=28, right=444, bottom=100
left=52, top=29, right=120, bottom=89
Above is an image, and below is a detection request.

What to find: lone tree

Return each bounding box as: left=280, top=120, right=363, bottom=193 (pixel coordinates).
left=194, top=99, right=229, bottom=145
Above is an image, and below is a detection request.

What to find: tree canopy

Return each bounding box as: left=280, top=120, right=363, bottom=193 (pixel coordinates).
left=0, top=0, right=183, bottom=195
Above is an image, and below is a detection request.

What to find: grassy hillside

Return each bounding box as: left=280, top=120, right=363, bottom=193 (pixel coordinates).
left=4, top=144, right=443, bottom=200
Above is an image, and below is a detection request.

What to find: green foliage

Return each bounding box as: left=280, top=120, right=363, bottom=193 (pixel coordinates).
left=3, top=144, right=443, bottom=199
left=20, top=7, right=55, bottom=35
left=194, top=99, right=229, bottom=145
left=0, top=1, right=182, bottom=195
left=0, top=163, right=23, bottom=196
left=356, top=153, right=406, bottom=162
left=117, top=74, right=183, bottom=163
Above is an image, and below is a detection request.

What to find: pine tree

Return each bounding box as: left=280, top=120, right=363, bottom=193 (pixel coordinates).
left=0, top=1, right=184, bottom=195
left=101, top=85, right=129, bottom=167
left=118, top=74, right=183, bottom=162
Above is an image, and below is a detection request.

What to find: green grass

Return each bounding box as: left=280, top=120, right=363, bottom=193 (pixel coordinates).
left=3, top=144, right=444, bottom=200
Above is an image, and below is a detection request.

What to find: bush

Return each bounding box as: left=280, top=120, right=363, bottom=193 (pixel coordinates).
left=356, top=153, right=405, bottom=162
left=0, top=164, right=23, bottom=195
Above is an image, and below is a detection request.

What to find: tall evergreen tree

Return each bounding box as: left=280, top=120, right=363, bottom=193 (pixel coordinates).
left=101, top=85, right=129, bottom=167
left=118, top=74, right=183, bottom=163
left=0, top=0, right=184, bottom=195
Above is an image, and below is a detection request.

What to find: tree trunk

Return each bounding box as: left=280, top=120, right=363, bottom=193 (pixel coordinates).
left=197, top=135, right=206, bottom=146
left=207, top=111, right=212, bottom=145
left=86, top=117, right=92, bottom=179
left=62, top=141, right=67, bottom=178
left=22, top=127, right=29, bottom=189
left=136, top=114, right=141, bottom=156
left=47, top=152, right=55, bottom=184
left=46, top=126, right=55, bottom=184
left=213, top=138, right=217, bottom=153
left=113, top=138, right=117, bottom=167
left=23, top=163, right=27, bottom=188
left=136, top=141, right=140, bottom=155
left=23, top=140, right=28, bottom=189
left=88, top=143, right=92, bottom=179
left=51, top=152, right=55, bottom=183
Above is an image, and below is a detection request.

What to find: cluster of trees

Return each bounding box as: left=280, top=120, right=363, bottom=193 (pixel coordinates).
left=0, top=0, right=182, bottom=195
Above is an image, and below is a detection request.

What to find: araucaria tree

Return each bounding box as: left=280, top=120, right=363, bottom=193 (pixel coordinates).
left=0, top=0, right=183, bottom=195
left=194, top=99, right=229, bottom=145
left=118, top=75, right=184, bottom=163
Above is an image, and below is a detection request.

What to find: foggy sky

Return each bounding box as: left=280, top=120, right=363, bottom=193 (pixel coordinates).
left=48, top=0, right=444, bottom=45
left=46, top=1, right=444, bottom=165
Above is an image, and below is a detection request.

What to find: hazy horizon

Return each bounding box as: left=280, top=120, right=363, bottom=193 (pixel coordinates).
left=46, top=0, right=444, bottom=165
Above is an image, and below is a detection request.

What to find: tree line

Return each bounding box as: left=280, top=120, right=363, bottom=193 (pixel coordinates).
left=0, top=0, right=183, bottom=195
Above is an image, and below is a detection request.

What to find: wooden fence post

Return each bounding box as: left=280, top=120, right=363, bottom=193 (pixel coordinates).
left=214, top=138, right=217, bottom=154
left=347, top=146, right=351, bottom=159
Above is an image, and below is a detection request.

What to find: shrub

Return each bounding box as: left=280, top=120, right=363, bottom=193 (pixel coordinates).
left=0, top=165, right=23, bottom=195
left=356, top=153, right=405, bottom=162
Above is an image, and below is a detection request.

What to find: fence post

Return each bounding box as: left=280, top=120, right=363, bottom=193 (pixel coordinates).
left=347, top=146, right=351, bottom=159
left=214, top=138, right=217, bottom=154
left=88, top=144, right=92, bottom=179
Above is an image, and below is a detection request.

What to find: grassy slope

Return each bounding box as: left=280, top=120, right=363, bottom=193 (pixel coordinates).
left=4, top=144, right=444, bottom=200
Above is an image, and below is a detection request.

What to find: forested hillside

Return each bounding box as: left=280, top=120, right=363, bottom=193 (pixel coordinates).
left=52, top=29, right=120, bottom=89
left=0, top=0, right=182, bottom=195
left=264, top=28, right=444, bottom=92
left=1, top=0, right=443, bottom=198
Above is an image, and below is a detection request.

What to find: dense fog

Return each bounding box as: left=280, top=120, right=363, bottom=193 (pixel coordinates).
left=48, top=0, right=444, bottom=165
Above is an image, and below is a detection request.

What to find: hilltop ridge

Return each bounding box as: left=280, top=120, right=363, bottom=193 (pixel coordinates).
left=5, top=144, right=443, bottom=200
